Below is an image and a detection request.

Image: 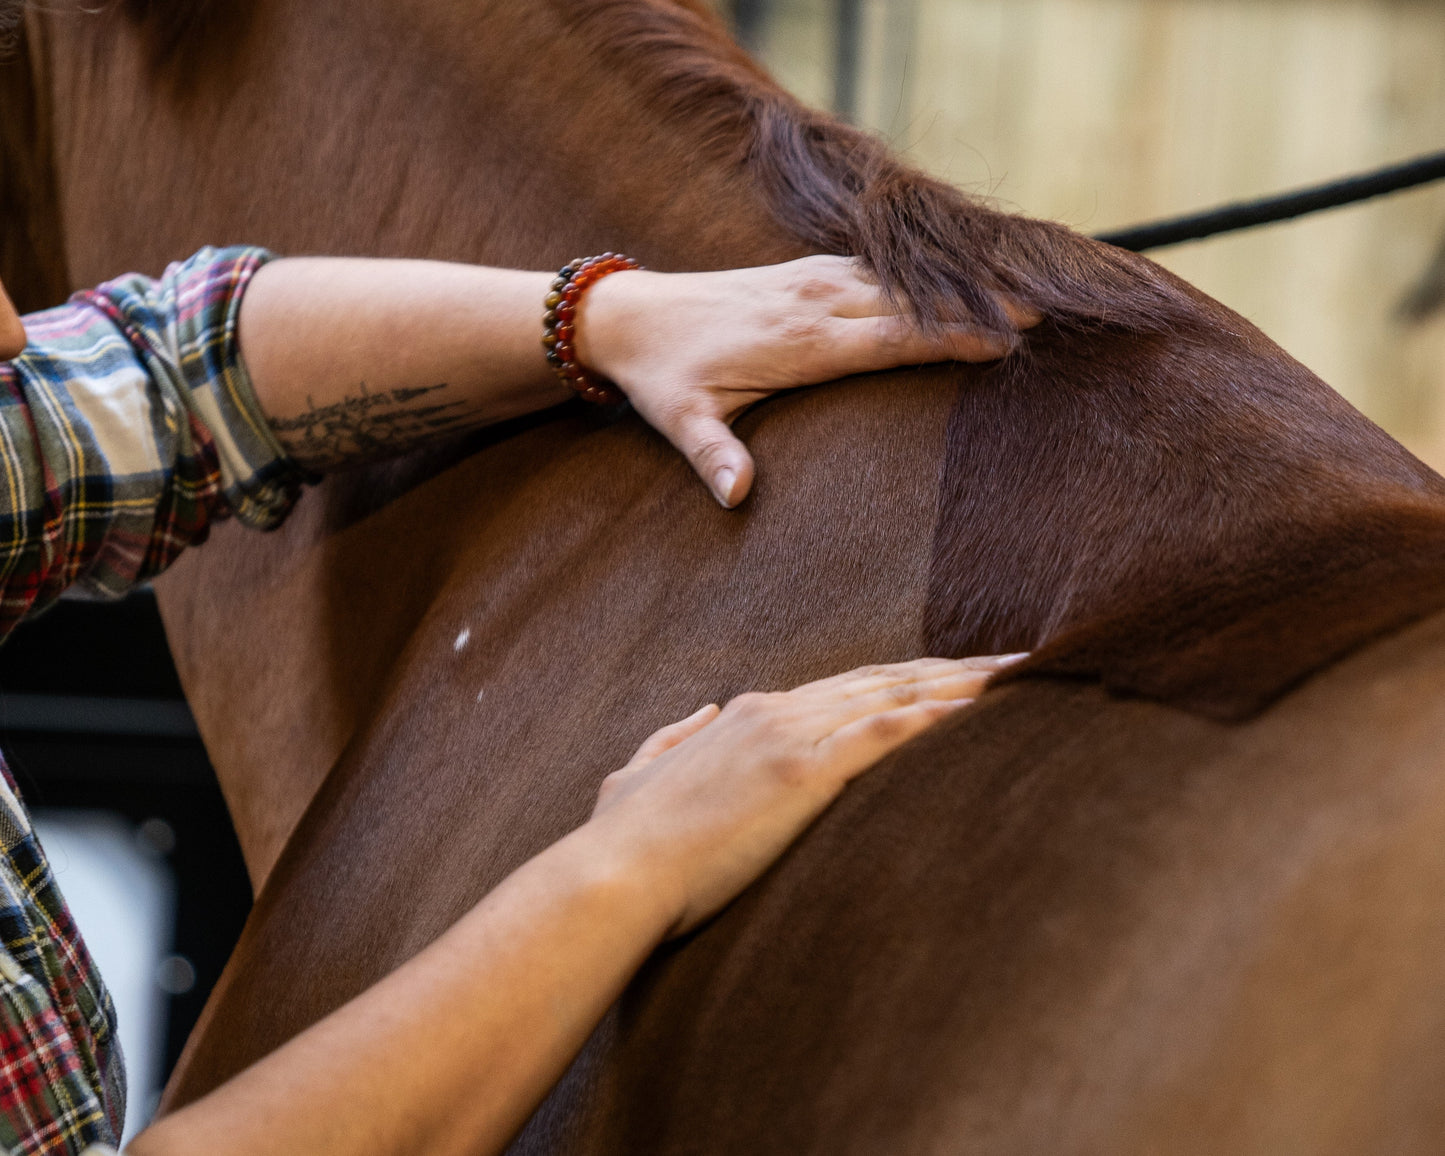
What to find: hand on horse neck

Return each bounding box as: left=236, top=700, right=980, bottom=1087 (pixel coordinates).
left=240, top=254, right=1030, bottom=506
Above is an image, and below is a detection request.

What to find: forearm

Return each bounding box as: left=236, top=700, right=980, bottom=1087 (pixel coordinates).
left=128, top=824, right=672, bottom=1156
left=240, top=258, right=571, bottom=470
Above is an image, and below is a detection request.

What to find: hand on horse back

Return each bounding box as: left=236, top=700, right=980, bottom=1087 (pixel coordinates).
left=237, top=253, right=1036, bottom=507
left=592, top=654, right=1025, bottom=935
left=128, top=657, right=1020, bottom=1156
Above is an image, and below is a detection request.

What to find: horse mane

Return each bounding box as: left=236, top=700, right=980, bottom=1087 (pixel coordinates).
left=560, top=1, right=1197, bottom=342
left=556, top=4, right=1445, bottom=721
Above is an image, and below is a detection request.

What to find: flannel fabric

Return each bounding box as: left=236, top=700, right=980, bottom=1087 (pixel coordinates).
left=0, top=245, right=308, bottom=646
left=0, top=759, right=123, bottom=1155
left=0, top=246, right=309, bottom=1153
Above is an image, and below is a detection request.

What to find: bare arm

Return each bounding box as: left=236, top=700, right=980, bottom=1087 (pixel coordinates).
left=239, top=260, right=564, bottom=468
left=240, top=256, right=1033, bottom=506
left=125, top=655, right=1022, bottom=1156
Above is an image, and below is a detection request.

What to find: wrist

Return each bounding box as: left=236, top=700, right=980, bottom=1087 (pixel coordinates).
left=550, top=812, right=684, bottom=944
left=572, top=268, right=649, bottom=383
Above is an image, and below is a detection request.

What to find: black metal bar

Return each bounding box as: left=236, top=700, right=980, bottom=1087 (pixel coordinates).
left=834, top=0, right=862, bottom=124
left=0, top=693, right=199, bottom=739
left=1097, top=149, right=1445, bottom=252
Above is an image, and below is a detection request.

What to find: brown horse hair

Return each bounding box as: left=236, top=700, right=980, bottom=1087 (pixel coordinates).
left=0, top=15, right=70, bottom=312
left=120, top=0, right=245, bottom=65
left=112, top=0, right=1445, bottom=726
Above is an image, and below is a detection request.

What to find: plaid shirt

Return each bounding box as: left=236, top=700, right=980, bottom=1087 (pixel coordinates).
left=0, top=247, right=307, bottom=1154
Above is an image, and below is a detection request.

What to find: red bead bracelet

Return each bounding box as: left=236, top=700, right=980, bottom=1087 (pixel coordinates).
left=541, top=253, right=641, bottom=406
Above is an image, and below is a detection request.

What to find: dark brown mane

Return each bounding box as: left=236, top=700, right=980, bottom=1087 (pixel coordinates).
left=561, top=1, right=1195, bottom=341
left=560, top=10, right=1445, bottom=720
left=553, top=4, right=1445, bottom=721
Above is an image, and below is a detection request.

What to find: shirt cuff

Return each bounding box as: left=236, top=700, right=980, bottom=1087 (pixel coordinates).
left=165, top=246, right=317, bottom=529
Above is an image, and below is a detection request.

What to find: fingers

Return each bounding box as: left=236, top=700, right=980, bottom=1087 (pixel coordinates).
left=784, top=256, right=1042, bottom=336
left=836, top=664, right=1006, bottom=713
left=1002, top=297, right=1044, bottom=330
left=792, top=654, right=1027, bottom=699
left=780, top=654, right=1027, bottom=749
left=816, top=696, right=976, bottom=780
left=826, top=313, right=1021, bottom=373
left=798, top=655, right=1030, bottom=782
left=668, top=410, right=757, bottom=508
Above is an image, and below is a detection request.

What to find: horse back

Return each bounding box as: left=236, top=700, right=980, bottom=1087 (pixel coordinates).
left=533, top=603, right=1445, bottom=1156
left=162, top=360, right=1445, bottom=1153
left=161, top=362, right=960, bottom=1111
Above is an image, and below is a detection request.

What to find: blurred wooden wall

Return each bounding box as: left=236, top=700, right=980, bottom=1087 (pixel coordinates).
left=729, top=0, right=1445, bottom=471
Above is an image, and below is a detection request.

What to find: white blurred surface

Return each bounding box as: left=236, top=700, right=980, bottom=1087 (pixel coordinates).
left=34, top=810, right=176, bottom=1146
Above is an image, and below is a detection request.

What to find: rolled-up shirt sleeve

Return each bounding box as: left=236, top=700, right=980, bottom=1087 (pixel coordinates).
left=0, top=246, right=311, bottom=639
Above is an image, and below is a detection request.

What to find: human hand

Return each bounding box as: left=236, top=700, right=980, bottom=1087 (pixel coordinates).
left=575, top=256, right=1039, bottom=508
left=587, top=654, right=1026, bottom=937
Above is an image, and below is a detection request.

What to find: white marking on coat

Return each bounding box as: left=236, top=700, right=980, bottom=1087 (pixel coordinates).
left=476, top=689, right=486, bottom=703
left=454, top=628, right=471, bottom=653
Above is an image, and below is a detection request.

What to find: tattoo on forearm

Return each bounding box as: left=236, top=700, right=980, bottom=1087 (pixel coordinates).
left=269, top=383, right=469, bottom=469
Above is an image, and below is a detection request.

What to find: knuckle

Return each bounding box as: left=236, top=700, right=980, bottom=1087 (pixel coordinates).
left=776, top=309, right=827, bottom=345
left=791, top=274, right=840, bottom=303
left=726, top=691, right=773, bottom=720
left=867, top=711, right=908, bottom=740
left=766, top=749, right=813, bottom=789
left=690, top=437, right=730, bottom=466
left=871, top=317, right=911, bottom=355
left=885, top=682, right=921, bottom=707
left=784, top=256, right=850, bottom=299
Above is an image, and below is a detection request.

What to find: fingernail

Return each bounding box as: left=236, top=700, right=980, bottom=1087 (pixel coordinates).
left=714, top=468, right=737, bottom=507
left=994, top=652, right=1031, bottom=665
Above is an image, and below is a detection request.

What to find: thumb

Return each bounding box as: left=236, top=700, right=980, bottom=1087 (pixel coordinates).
left=673, top=411, right=756, bottom=509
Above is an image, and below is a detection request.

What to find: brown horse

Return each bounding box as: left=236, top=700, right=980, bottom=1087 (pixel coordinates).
left=9, top=1, right=1445, bottom=1151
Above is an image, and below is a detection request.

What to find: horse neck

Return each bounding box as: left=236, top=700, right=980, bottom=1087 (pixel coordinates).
left=47, top=1, right=799, bottom=285
left=32, top=0, right=862, bottom=888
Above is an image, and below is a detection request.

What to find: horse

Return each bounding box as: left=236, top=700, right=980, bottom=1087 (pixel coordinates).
left=8, top=1, right=1445, bottom=1151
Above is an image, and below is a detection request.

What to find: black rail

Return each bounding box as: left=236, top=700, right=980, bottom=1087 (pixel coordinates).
left=1097, top=149, right=1445, bottom=252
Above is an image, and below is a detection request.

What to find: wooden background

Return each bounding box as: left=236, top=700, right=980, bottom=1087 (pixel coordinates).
left=726, top=0, right=1445, bottom=471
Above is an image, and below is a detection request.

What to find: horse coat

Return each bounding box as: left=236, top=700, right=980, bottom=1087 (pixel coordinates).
left=5, top=1, right=1445, bottom=1151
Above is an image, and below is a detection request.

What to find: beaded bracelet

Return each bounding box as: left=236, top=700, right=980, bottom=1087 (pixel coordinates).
left=541, top=253, right=642, bottom=406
